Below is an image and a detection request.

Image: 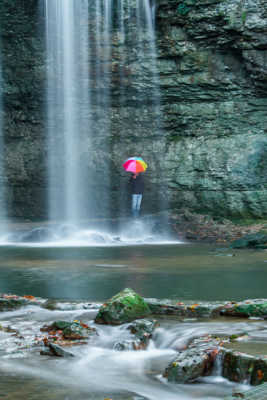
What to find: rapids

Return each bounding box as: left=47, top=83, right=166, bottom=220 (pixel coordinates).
left=0, top=301, right=255, bottom=400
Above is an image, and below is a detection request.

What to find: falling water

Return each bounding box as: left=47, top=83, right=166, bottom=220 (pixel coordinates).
left=45, top=0, right=91, bottom=224
left=43, top=0, right=168, bottom=242
left=0, top=45, right=6, bottom=235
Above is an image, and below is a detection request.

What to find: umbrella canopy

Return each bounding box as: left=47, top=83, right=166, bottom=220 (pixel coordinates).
left=122, top=157, right=147, bottom=173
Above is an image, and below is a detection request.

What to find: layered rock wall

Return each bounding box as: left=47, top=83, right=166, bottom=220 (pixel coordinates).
left=0, top=0, right=46, bottom=218
left=156, top=0, right=267, bottom=217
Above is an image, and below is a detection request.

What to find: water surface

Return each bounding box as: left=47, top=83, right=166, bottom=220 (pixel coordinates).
left=0, top=243, right=266, bottom=302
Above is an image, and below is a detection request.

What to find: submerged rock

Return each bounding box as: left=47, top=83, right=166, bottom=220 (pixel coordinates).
left=95, top=288, right=152, bottom=325
left=164, top=336, right=220, bottom=383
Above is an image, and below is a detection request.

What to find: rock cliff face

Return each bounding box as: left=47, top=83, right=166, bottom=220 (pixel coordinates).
left=156, top=0, right=267, bottom=217
left=0, top=0, right=46, bottom=218
left=0, top=0, right=266, bottom=219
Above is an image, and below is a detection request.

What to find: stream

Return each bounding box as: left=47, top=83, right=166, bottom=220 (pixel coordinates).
left=0, top=241, right=266, bottom=399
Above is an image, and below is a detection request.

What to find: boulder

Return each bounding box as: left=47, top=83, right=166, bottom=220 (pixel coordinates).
left=95, top=288, right=152, bottom=325
left=222, top=348, right=267, bottom=385
left=164, top=336, right=220, bottom=383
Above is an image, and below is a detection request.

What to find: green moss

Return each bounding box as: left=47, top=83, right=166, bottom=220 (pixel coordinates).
left=95, top=288, right=152, bottom=325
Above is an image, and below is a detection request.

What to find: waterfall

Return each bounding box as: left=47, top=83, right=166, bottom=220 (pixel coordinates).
left=0, top=45, right=6, bottom=235
left=45, top=0, right=91, bottom=224
left=44, top=0, right=165, bottom=230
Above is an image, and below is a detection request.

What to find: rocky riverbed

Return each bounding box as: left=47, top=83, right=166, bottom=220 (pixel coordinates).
left=1, top=289, right=267, bottom=399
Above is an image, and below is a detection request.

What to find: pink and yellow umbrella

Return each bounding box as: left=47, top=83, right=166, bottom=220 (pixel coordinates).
left=122, top=157, right=148, bottom=173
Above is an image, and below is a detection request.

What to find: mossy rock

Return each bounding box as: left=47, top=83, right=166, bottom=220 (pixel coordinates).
left=95, top=288, right=152, bottom=325
left=41, top=320, right=96, bottom=340
left=50, top=321, right=72, bottom=330
left=222, top=300, right=267, bottom=318
left=63, top=322, right=94, bottom=340
left=0, top=297, right=28, bottom=311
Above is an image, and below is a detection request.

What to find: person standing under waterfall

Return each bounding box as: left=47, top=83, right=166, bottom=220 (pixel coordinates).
left=129, top=173, right=144, bottom=218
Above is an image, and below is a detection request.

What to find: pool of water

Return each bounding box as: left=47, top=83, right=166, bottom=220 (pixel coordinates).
left=0, top=243, right=266, bottom=302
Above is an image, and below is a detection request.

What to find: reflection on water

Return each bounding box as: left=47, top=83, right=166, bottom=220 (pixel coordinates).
left=0, top=243, right=266, bottom=301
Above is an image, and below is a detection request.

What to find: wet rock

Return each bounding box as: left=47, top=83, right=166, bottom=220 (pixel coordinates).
left=222, top=348, right=267, bottom=385
left=146, top=298, right=225, bottom=318
left=41, top=321, right=72, bottom=331
left=128, top=319, right=159, bottom=338
left=114, top=319, right=159, bottom=351
left=42, top=299, right=58, bottom=310
left=63, top=322, right=95, bottom=340
left=230, top=231, right=267, bottom=249
left=41, top=320, right=97, bottom=340
left=0, top=294, right=37, bottom=311
left=164, top=336, right=220, bottom=383
left=40, top=342, right=75, bottom=358
left=221, top=300, right=267, bottom=318
left=114, top=340, right=143, bottom=351
left=95, top=288, right=152, bottom=325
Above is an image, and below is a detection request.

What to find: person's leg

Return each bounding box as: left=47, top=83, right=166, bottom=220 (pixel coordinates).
left=132, top=194, right=138, bottom=217
left=136, top=194, right=142, bottom=215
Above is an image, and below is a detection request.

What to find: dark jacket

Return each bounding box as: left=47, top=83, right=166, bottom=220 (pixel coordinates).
left=129, top=174, right=144, bottom=194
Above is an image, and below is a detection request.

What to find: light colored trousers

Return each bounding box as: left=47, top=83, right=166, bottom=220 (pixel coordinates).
left=132, top=194, right=143, bottom=217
